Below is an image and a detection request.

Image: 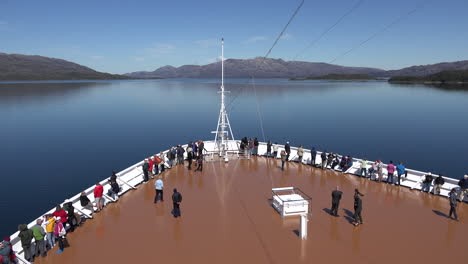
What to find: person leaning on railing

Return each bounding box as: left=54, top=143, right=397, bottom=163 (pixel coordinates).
left=80, top=192, right=95, bottom=213
left=433, top=175, right=445, bottom=195
left=458, top=175, right=468, bottom=201
left=396, top=162, right=406, bottom=185
left=421, top=173, right=433, bottom=193
left=18, top=224, right=34, bottom=262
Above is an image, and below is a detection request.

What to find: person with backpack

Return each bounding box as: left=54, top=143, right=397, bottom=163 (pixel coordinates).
left=172, top=188, right=183, bottom=218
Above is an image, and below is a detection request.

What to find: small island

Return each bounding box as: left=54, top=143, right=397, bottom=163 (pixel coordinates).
left=289, top=74, right=377, bottom=81
left=388, top=70, right=468, bottom=84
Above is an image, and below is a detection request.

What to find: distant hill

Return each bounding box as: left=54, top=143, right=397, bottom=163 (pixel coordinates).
left=386, top=60, right=468, bottom=77
left=290, top=73, right=377, bottom=81
left=389, top=70, right=468, bottom=83
left=125, top=57, right=386, bottom=79
left=0, top=53, right=128, bottom=81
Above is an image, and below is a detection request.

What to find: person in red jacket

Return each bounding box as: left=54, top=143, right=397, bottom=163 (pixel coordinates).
left=148, top=157, right=154, bottom=179
left=94, top=182, right=104, bottom=212
left=52, top=206, right=67, bottom=224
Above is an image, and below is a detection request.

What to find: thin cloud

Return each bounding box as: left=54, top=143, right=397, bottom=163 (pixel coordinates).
left=244, top=36, right=267, bottom=44
left=280, top=33, right=293, bottom=40
left=195, top=39, right=219, bottom=48
left=145, top=43, right=175, bottom=57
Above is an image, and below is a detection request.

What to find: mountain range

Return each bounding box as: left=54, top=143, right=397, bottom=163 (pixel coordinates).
left=1, top=52, right=468, bottom=81
left=0, top=53, right=127, bottom=81
left=125, top=57, right=468, bottom=79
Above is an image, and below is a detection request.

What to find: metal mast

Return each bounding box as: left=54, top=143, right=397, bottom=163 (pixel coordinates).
left=213, top=38, right=235, bottom=161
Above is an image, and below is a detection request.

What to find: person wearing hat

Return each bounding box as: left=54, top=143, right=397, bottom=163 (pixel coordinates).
left=448, top=188, right=459, bottom=221
left=31, top=218, right=47, bottom=257
left=421, top=172, right=433, bottom=193
left=457, top=175, right=468, bottom=201
left=0, top=239, right=12, bottom=264
left=18, top=224, right=34, bottom=261
left=172, top=188, right=183, bottom=218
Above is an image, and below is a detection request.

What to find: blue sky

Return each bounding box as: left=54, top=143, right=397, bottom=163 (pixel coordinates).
left=1, top=0, right=467, bottom=74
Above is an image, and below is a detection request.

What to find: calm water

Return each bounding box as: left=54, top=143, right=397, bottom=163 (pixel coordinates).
left=1, top=79, right=468, bottom=237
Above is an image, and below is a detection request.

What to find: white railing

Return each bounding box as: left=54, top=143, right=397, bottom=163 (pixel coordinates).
left=5, top=140, right=465, bottom=263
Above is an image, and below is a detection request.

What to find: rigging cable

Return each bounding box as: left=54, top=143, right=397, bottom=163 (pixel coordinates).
left=329, top=1, right=428, bottom=64
left=292, top=0, right=365, bottom=61
left=225, top=0, right=305, bottom=112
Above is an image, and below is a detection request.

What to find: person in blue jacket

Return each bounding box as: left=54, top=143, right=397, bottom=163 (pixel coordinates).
left=396, top=162, right=406, bottom=186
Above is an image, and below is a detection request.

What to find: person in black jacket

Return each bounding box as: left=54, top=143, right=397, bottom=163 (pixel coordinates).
left=253, top=138, right=259, bottom=156
left=320, top=151, right=327, bottom=169
left=448, top=188, right=459, bottom=221
left=421, top=173, right=433, bottom=193
left=433, top=175, right=445, bottom=195
left=266, top=141, right=272, bottom=158
left=310, top=147, right=317, bottom=166
left=352, top=189, right=364, bottom=226
left=172, top=188, right=183, bottom=218
left=458, top=175, right=468, bottom=201
left=80, top=192, right=94, bottom=213
left=284, top=142, right=291, bottom=161
left=63, top=200, right=76, bottom=232
left=331, top=186, right=343, bottom=216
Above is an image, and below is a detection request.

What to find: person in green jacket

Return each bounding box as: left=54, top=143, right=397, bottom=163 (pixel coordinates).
left=18, top=224, right=34, bottom=262
left=31, top=219, right=47, bottom=257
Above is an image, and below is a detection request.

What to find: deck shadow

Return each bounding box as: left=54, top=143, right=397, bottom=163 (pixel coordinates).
left=292, top=229, right=300, bottom=237
left=432, top=209, right=449, bottom=218
left=343, top=209, right=355, bottom=224
left=322, top=208, right=334, bottom=216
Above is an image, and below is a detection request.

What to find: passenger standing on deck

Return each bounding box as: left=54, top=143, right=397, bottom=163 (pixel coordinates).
left=352, top=189, right=364, bottom=226
left=280, top=150, right=287, bottom=171
left=154, top=177, right=164, bottom=203
left=321, top=151, right=327, bottom=169
left=254, top=137, right=259, bottom=156
left=80, top=192, right=94, bottom=213
left=458, top=175, right=468, bottom=201
left=198, top=140, right=205, bottom=157
left=45, top=214, right=56, bottom=248
left=387, top=161, right=396, bottom=184
left=195, top=154, right=204, bottom=171
left=326, top=153, right=334, bottom=168
left=421, top=173, right=433, bottom=193
left=18, top=224, right=34, bottom=261
left=433, top=175, right=445, bottom=195
left=192, top=142, right=198, bottom=160
left=63, top=199, right=77, bottom=232
left=94, top=182, right=104, bottom=211
left=249, top=138, right=254, bottom=155
left=31, top=219, right=47, bottom=258
left=273, top=143, right=279, bottom=158
left=331, top=155, right=340, bottom=170
left=339, top=155, right=347, bottom=171
left=142, top=160, right=149, bottom=182
left=53, top=217, right=66, bottom=254
left=331, top=186, right=343, bottom=216
left=377, top=160, right=384, bottom=182
left=172, top=188, right=183, bottom=218
left=170, top=147, right=177, bottom=167
left=310, top=147, right=317, bottom=166
left=177, top=145, right=185, bottom=165
left=266, top=141, right=272, bottom=157
left=448, top=188, right=459, bottom=221
left=0, top=240, right=12, bottom=264
left=148, top=157, right=154, bottom=179
left=186, top=144, right=193, bottom=170
left=52, top=205, right=67, bottom=224
left=396, top=162, right=406, bottom=185
left=285, top=142, right=291, bottom=161
left=297, top=145, right=304, bottom=163
left=159, top=152, right=165, bottom=173
left=360, top=159, right=368, bottom=178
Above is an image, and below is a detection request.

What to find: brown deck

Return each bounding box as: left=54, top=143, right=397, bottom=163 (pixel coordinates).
left=37, top=157, right=467, bottom=264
